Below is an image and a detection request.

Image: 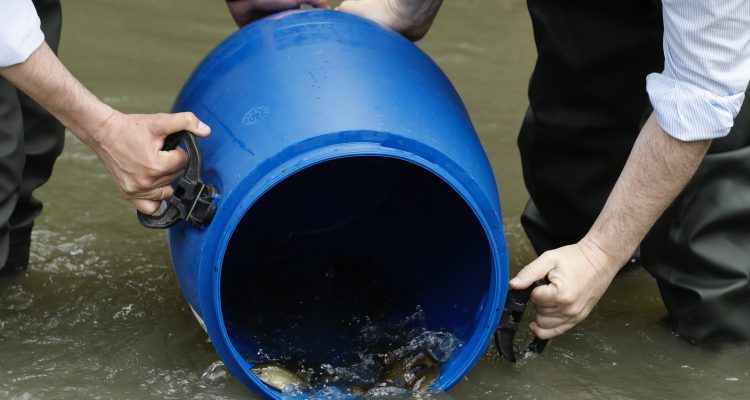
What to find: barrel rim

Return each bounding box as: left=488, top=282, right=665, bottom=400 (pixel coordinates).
left=198, top=136, right=509, bottom=398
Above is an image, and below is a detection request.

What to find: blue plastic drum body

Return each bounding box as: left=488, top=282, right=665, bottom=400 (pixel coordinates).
left=167, top=10, right=509, bottom=399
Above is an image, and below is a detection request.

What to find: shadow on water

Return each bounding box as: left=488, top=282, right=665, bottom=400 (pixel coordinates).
left=1, top=0, right=750, bottom=399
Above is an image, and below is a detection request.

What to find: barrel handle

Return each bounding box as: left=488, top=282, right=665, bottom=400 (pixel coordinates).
left=494, top=277, right=551, bottom=362
left=137, top=131, right=218, bottom=229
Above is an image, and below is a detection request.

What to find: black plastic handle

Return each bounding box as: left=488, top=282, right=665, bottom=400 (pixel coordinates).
left=495, top=277, right=551, bottom=362
left=137, top=131, right=217, bottom=229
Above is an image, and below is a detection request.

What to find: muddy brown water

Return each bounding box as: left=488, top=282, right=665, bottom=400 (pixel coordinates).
left=1, top=0, right=749, bottom=399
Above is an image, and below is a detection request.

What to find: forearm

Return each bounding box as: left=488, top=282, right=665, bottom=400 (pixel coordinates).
left=0, top=42, right=114, bottom=148
left=1, top=41, right=212, bottom=215
left=583, top=112, right=711, bottom=269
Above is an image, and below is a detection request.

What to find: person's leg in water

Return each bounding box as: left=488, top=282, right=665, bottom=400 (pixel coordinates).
left=642, top=89, right=750, bottom=344
left=0, top=0, right=65, bottom=273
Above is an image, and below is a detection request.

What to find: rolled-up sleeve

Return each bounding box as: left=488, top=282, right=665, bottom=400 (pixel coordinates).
left=647, top=0, right=750, bottom=141
left=0, top=0, right=45, bottom=67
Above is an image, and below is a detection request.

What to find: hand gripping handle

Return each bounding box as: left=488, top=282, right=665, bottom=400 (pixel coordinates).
left=137, top=131, right=217, bottom=229
left=495, top=277, right=551, bottom=363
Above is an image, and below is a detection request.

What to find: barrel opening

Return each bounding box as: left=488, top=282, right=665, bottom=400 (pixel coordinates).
left=220, top=156, right=492, bottom=380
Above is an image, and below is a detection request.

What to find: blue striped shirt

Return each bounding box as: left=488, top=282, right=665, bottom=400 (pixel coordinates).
left=647, top=0, right=750, bottom=141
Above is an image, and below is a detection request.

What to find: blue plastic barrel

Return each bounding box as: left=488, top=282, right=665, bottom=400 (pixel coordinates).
left=167, top=9, right=509, bottom=398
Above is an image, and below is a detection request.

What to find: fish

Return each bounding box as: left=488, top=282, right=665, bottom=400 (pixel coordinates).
left=411, top=366, right=440, bottom=392
left=382, top=351, right=440, bottom=388
left=251, top=363, right=311, bottom=392
left=382, top=355, right=409, bottom=386
left=410, top=352, right=439, bottom=369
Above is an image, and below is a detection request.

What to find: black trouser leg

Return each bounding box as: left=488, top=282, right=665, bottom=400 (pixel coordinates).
left=0, top=80, right=26, bottom=271
left=641, top=91, right=750, bottom=343
left=0, top=0, right=64, bottom=272
left=519, top=0, right=664, bottom=254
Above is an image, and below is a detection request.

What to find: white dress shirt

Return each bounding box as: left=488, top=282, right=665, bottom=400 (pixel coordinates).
left=0, top=0, right=44, bottom=67
left=646, top=0, right=749, bottom=141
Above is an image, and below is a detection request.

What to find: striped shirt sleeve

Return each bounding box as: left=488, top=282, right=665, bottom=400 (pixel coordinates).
left=0, top=0, right=45, bottom=67
left=646, top=0, right=750, bottom=141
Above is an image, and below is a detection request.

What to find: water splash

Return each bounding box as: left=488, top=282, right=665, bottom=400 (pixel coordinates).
left=249, top=307, right=462, bottom=398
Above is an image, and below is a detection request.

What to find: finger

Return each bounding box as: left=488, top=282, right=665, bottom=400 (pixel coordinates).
left=159, top=185, right=175, bottom=200
left=530, top=283, right=562, bottom=307
left=337, top=0, right=366, bottom=14
left=530, top=320, right=574, bottom=340
left=134, top=185, right=175, bottom=201
left=127, top=184, right=174, bottom=202
left=152, top=170, right=183, bottom=189
left=337, top=0, right=391, bottom=30
left=152, top=112, right=211, bottom=138
left=509, top=252, right=556, bottom=289
left=534, top=304, right=560, bottom=315
left=156, top=147, right=189, bottom=176
left=132, top=198, right=161, bottom=215
left=534, top=314, right=566, bottom=330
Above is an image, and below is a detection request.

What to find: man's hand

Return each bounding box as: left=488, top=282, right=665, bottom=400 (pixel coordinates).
left=509, top=114, right=710, bottom=341
left=91, top=111, right=211, bottom=215
left=1, top=43, right=213, bottom=216
left=509, top=238, right=619, bottom=339
left=337, top=0, right=443, bottom=41
left=226, top=0, right=330, bottom=27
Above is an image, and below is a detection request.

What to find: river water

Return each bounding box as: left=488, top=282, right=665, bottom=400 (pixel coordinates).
left=1, top=0, right=749, bottom=399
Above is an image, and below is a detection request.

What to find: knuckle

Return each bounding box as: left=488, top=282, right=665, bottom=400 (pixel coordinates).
left=183, top=112, right=198, bottom=125
left=557, top=291, right=575, bottom=305
left=562, top=304, right=583, bottom=317
left=134, top=176, right=153, bottom=191
left=121, top=182, right=138, bottom=196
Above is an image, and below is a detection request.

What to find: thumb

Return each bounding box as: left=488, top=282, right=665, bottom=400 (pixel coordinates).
left=510, top=253, right=556, bottom=289
left=153, top=112, right=212, bottom=138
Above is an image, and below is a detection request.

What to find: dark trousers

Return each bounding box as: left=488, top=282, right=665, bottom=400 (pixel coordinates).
left=0, top=0, right=65, bottom=272
left=519, top=0, right=750, bottom=343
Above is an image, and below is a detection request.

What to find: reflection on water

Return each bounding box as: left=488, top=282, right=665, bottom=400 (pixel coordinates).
left=1, top=0, right=749, bottom=399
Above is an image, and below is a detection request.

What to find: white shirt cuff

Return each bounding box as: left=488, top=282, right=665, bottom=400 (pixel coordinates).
left=646, top=72, right=746, bottom=141
left=0, top=0, right=45, bottom=67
